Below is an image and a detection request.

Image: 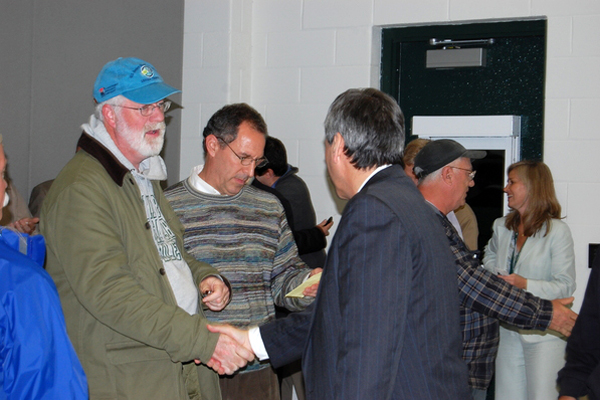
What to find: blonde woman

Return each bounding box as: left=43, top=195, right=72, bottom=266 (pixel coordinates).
left=483, top=160, right=576, bottom=400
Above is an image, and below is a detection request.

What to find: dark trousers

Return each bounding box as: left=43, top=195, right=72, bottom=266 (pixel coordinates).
left=219, top=366, right=280, bottom=400
left=278, top=360, right=306, bottom=400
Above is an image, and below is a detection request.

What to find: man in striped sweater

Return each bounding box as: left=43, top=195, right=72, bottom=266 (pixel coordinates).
left=165, top=103, right=320, bottom=400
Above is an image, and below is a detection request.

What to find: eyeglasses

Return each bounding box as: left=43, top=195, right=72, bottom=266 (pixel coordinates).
left=450, top=166, right=476, bottom=181
left=218, top=138, right=269, bottom=168
left=111, top=100, right=171, bottom=117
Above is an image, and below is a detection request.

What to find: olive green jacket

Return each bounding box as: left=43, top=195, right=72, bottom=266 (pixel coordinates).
left=41, top=133, right=222, bottom=400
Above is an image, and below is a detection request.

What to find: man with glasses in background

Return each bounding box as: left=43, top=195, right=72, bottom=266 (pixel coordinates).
left=414, top=139, right=578, bottom=400
left=165, top=103, right=320, bottom=400
left=41, top=57, right=253, bottom=400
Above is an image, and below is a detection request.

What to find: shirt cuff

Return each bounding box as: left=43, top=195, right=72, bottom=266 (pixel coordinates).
left=248, top=326, right=269, bottom=361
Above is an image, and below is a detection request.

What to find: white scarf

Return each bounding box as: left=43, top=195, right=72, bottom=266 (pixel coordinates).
left=81, top=115, right=199, bottom=315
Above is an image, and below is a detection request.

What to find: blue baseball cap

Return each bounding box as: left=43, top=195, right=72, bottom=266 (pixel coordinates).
left=93, top=57, right=181, bottom=104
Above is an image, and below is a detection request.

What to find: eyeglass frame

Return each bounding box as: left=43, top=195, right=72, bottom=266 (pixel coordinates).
left=449, top=166, right=477, bottom=181
left=217, top=137, right=269, bottom=168
left=110, top=100, right=171, bottom=117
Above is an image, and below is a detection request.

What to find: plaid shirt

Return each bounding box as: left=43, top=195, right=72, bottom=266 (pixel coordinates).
left=435, top=210, right=554, bottom=390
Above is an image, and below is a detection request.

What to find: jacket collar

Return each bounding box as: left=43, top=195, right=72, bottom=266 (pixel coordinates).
left=77, top=133, right=129, bottom=186
left=359, top=164, right=400, bottom=192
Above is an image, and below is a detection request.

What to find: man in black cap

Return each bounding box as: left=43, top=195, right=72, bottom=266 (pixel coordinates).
left=414, top=139, right=578, bottom=400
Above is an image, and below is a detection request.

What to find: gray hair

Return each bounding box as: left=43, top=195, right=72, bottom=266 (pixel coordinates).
left=95, top=95, right=127, bottom=121
left=417, top=157, right=468, bottom=186
left=417, top=168, right=443, bottom=186
left=324, top=88, right=404, bottom=169
left=0, top=134, right=3, bottom=144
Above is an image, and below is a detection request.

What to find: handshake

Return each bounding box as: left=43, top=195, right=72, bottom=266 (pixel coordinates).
left=197, top=268, right=321, bottom=375
left=197, top=324, right=256, bottom=375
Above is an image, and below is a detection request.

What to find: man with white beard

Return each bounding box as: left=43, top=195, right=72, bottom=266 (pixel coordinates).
left=40, top=57, right=254, bottom=400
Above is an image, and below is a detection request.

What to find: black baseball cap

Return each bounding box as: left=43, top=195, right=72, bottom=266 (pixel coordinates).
left=413, top=139, right=486, bottom=179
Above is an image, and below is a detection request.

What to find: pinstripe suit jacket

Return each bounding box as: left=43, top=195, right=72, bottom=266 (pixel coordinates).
left=261, top=165, right=470, bottom=400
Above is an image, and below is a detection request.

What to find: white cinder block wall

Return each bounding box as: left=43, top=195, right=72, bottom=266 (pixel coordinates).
left=182, top=0, right=600, bottom=312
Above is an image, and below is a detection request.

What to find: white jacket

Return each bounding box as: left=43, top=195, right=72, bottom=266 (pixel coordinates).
left=483, top=217, right=576, bottom=340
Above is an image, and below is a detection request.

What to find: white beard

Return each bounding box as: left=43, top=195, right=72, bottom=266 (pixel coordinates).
left=116, top=119, right=166, bottom=159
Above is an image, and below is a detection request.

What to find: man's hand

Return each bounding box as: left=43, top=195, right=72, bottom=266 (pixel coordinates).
left=208, top=324, right=252, bottom=352
left=9, top=217, right=39, bottom=235
left=200, top=277, right=230, bottom=311
left=549, top=297, right=578, bottom=337
left=316, top=218, right=334, bottom=236
left=302, top=268, right=323, bottom=298
left=497, top=273, right=527, bottom=289
left=198, top=324, right=254, bottom=375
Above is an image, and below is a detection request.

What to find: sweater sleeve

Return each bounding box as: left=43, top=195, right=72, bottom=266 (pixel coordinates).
left=270, top=209, right=315, bottom=312
left=292, top=226, right=326, bottom=255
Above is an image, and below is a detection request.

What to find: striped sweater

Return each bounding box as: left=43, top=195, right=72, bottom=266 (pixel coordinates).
left=165, top=179, right=313, bottom=330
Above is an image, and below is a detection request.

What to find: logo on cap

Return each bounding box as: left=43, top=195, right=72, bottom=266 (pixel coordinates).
left=140, top=65, right=154, bottom=78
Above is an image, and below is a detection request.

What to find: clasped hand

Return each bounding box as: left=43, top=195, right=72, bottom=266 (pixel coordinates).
left=195, top=324, right=255, bottom=375
left=199, top=276, right=230, bottom=311
left=496, top=272, right=527, bottom=289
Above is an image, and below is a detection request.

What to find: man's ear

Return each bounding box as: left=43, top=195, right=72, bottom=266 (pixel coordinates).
left=263, top=169, right=276, bottom=179
left=257, top=168, right=278, bottom=186
left=102, top=104, right=117, bottom=129
left=205, top=135, right=220, bottom=157
left=441, top=165, right=454, bottom=185
left=331, top=132, right=346, bottom=163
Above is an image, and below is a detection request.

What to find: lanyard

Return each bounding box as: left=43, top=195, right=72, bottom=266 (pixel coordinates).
left=509, top=231, right=526, bottom=274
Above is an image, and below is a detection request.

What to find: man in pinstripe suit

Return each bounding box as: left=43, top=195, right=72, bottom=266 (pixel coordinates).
left=209, top=88, right=472, bottom=399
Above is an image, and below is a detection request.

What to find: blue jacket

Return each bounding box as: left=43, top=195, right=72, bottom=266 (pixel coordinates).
left=0, top=229, right=88, bottom=399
